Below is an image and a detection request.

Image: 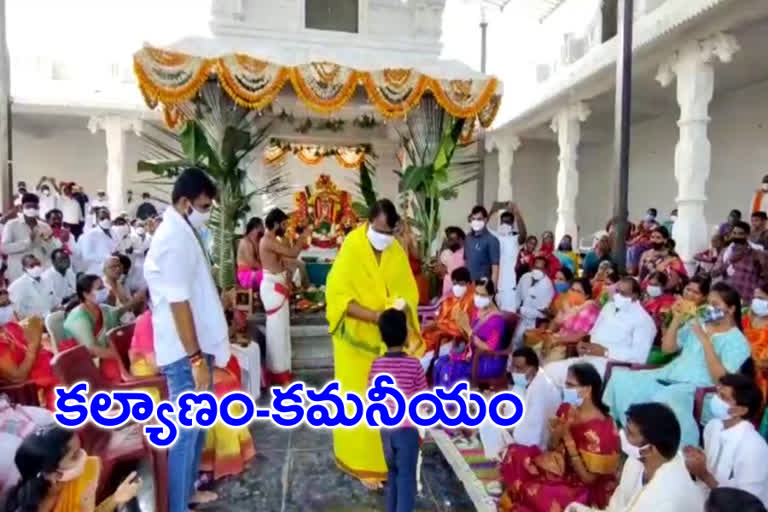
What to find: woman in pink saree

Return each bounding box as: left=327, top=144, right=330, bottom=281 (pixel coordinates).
left=499, top=363, right=619, bottom=512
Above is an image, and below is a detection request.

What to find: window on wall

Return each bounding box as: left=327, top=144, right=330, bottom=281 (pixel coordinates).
left=305, top=0, right=359, bottom=33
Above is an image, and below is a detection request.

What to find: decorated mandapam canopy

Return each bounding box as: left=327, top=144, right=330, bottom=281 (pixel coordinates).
left=133, top=45, right=503, bottom=129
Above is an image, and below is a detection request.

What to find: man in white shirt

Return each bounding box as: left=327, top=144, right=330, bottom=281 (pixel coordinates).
left=126, top=219, right=152, bottom=293
left=522, top=277, right=656, bottom=447
left=491, top=203, right=527, bottom=313
left=567, top=403, right=704, bottom=511
left=8, top=254, right=57, bottom=319
left=508, top=346, right=561, bottom=450
left=58, top=183, right=84, bottom=239
left=1, top=193, right=59, bottom=281
left=684, top=373, right=768, bottom=508
left=512, top=256, right=555, bottom=347
left=36, top=178, right=58, bottom=219
left=77, top=208, right=117, bottom=275
left=111, top=216, right=133, bottom=255
left=42, top=249, right=76, bottom=307
left=89, top=190, right=109, bottom=229
left=144, top=168, right=227, bottom=512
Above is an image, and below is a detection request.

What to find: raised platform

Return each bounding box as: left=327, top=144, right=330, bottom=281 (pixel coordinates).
left=248, top=311, right=333, bottom=371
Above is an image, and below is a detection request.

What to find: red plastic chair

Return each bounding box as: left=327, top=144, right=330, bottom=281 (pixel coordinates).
left=52, top=345, right=168, bottom=511
left=106, top=324, right=168, bottom=400
left=0, top=382, right=40, bottom=406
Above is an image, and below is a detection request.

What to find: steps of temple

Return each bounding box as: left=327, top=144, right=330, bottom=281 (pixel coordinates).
left=249, top=311, right=333, bottom=371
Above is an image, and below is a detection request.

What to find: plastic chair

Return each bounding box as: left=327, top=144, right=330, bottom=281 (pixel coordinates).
left=51, top=345, right=168, bottom=511
left=106, top=324, right=168, bottom=400
left=417, top=297, right=443, bottom=326
left=44, top=310, right=67, bottom=354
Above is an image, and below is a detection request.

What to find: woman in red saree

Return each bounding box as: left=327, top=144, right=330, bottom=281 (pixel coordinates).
left=499, top=362, right=619, bottom=512
left=642, top=271, right=677, bottom=336
left=0, top=290, right=58, bottom=409
left=538, top=231, right=561, bottom=279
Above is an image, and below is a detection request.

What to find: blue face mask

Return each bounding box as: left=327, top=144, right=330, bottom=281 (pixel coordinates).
left=703, top=305, right=726, bottom=324
left=563, top=388, right=584, bottom=407
left=512, top=372, right=529, bottom=389
left=555, top=283, right=570, bottom=293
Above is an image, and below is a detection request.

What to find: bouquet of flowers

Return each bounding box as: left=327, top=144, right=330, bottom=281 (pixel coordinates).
left=661, top=298, right=708, bottom=328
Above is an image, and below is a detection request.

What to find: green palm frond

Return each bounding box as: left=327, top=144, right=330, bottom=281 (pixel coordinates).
left=137, top=84, right=281, bottom=288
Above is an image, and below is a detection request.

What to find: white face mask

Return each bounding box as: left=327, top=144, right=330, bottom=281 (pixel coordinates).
left=670, top=215, right=678, bottom=222
left=646, top=285, right=663, bottom=298
left=498, top=224, right=513, bottom=236
left=22, top=207, right=38, bottom=218
left=613, top=293, right=632, bottom=310
left=531, top=269, right=545, bottom=281
left=752, top=298, right=768, bottom=317
left=111, top=225, right=129, bottom=239
left=187, top=205, right=211, bottom=229
left=367, top=225, right=394, bottom=252
left=709, top=395, right=733, bottom=420
left=92, top=288, right=109, bottom=304
left=98, top=219, right=112, bottom=230
left=474, top=295, right=491, bottom=309
left=0, top=305, right=14, bottom=325
left=42, top=189, right=51, bottom=197
left=57, top=448, right=87, bottom=482
left=470, top=220, right=485, bottom=232
left=26, top=266, right=43, bottom=279
left=619, top=429, right=648, bottom=460
left=135, top=227, right=146, bottom=236
left=762, top=184, right=768, bottom=192
left=452, top=284, right=468, bottom=298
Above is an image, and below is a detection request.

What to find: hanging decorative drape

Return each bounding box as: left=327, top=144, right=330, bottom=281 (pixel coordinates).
left=134, top=46, right=502, bottom=128
left=264, top=141, right=370, bottom=169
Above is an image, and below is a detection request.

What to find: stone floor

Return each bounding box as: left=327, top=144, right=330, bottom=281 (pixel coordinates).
left=195, top=370, right=476, bottom=512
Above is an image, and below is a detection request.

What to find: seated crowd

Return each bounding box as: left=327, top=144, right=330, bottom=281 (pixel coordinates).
left=417, top=202, right=768, bottom=511
left=2, top=175, right=768, bottom=512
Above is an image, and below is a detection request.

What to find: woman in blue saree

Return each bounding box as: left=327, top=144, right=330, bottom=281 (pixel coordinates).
left=603, top=281, right=751, bottom=447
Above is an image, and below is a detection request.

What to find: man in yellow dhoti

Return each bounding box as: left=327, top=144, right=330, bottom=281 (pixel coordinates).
left=326, top=199, right=424, bottom=487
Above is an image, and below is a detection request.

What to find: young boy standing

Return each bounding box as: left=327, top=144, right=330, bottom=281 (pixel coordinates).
left=368, top=308, right=428, bottom=512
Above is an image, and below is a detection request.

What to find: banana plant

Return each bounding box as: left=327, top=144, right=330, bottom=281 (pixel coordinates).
left=137, top=83, right=289, bottom=288
left=395, top=95, right=479, bottom=261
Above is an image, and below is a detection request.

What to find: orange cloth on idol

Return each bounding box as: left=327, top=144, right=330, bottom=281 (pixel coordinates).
left=742, top=314, right=768, bottom=401
left=422, top=287, right=476, bottom=353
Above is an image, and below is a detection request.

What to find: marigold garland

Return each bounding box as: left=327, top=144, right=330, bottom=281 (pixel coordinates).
left=133, top=46, right=503, bottom=127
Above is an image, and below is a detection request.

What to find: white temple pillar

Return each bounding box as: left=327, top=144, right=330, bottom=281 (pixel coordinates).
left=88, top=115, right=142, bottom=216
left=551, top=102, right=590, bottom=244
left=657, top=33, right=739, bottom=272
left=486, top=133, right=521, bottom=202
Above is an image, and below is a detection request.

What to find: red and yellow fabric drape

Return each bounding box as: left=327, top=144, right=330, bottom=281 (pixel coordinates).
left=134, top=46, right=503, bottom=128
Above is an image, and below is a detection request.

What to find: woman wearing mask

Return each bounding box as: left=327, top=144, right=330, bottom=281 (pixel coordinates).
left=603, top=282, right=751, bottom=448
left=538, top=231, right=561, bottom=279
left=555, top=235, right=580, bottom=276
left=626, top=209, right=659, bottom=275
left=638, top=226, right=687, bottom=290
left=59, top=274, right=123, bottom=382
left=642, top=271, right=677, bottom=335
left=4, top=425, right=141, bottom=512
left=541, top=278, right=602, bottom=362
left=550, top=267, right=575, bottom=316
left=0, top=289, right=59, bottom=408
left=438, top=226, right=466, bottom=297
left=742, top=283, right=768, bottom=405
left=516, top=235, right=538, bottom=277
left=499, top=363, right=620, bottom=511
left=582, top=236, right=612, bottom=280
left=433, top=278, right=506, bottom=388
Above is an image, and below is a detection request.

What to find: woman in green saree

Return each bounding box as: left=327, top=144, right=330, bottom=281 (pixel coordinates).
left=59, top=274, right=123, bottom=382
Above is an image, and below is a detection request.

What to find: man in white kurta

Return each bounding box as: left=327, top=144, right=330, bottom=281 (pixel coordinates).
left=684, top=374, right=768, bottom=508
left=567, top=402, right=704, bottom=512
left=8, top=255, right=57, bottom=319
left=1, top=194, right=59, bottom=281
left=77, top=209, right=117, bottom=275
left=512, top=257, right=555, bottom=348
left=42, top=249, right=76, bottom=307
left=489, top=204, right=527, bottom=313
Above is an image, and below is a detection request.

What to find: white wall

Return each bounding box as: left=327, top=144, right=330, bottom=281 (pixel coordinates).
left=485, top=78, right=768, bottom=246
